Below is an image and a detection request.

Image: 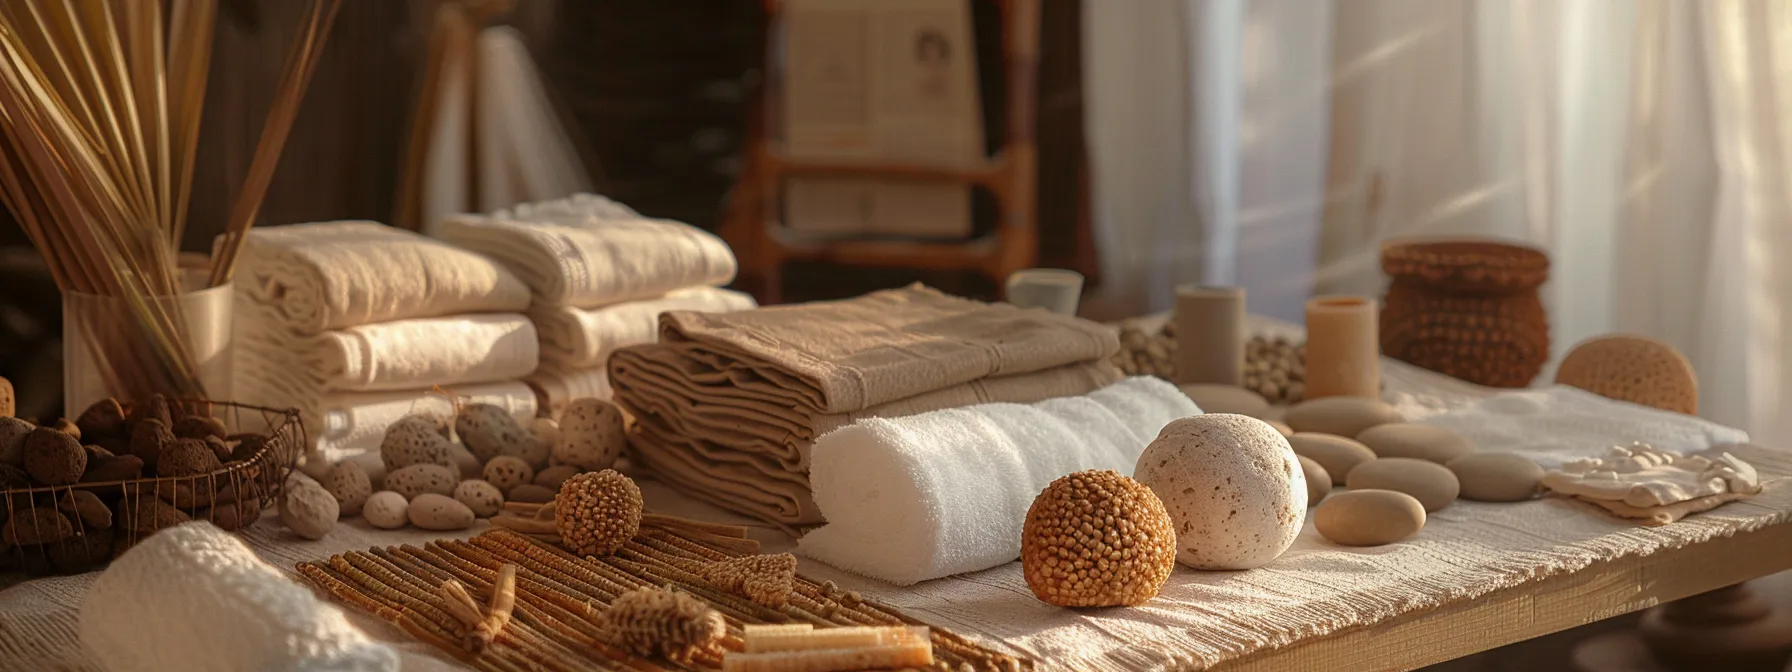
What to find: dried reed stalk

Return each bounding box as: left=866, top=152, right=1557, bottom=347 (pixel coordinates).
left=0, top=0, right=340, bottom=404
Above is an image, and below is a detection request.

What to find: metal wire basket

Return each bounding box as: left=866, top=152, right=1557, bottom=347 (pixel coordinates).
left=0, top=400, right=303, bottom=576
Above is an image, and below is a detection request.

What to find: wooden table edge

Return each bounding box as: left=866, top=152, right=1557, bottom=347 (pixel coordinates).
left=1208, top=518, right=1792, bottom=672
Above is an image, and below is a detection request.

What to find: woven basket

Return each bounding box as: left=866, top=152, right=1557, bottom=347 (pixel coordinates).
left=0, top=400, right=302, bottom=576
left=1380, top=238, right=1552, bottom=387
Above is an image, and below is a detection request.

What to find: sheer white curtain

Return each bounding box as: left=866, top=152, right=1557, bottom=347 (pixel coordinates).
left=1085, top=0, right=1792, bottom=437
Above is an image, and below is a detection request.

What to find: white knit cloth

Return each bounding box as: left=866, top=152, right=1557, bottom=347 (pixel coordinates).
left=436, top=193, right=737, bottom=308
left=79, top=522, right=399, bottom=672
left=229, top=221, right=530, bottom=334
left=532, top=287, right=756, bottom=368
left=3, top=316, right=1788, bottom=672
left=799, top=376, right=1199, bottom=585
left=1414, top=384, right=1751, bottom=469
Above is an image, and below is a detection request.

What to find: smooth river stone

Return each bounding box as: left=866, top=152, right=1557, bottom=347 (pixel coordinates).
left=1345, top=458, right=1460, bottom=512
left=1447, top=452, right=1545, bottom=502
left=1356, top=423, right=1474, bottom=463
left=1287, top=433, right=1377, bottom=485
left=1266, top=420, right=1295, bottom=438
left=1284, top=397, right=1403, bottom=438
left=1179, top=384, right=1273, bottom=418
left=1314, top=489, right=1427, bottom=547
left=1298, top=455, right=1332, bottom=506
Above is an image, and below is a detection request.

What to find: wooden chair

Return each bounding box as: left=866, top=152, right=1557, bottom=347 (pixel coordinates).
left=722, top=0, right=1041, bottom=304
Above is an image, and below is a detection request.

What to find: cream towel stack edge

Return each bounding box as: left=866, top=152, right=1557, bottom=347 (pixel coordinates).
left=80, top=522, right=399, bottom=672
left=798, top=376, right=1200, bottom=586
left=438, top=194, right=753, bottom=417
left=229, top=221, right=538, bottom=464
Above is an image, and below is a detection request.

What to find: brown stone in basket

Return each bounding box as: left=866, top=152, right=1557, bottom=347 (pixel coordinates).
left=1554, top=335, right=1699, bottom=415
left=1380, top=238, right=1552, bottom=388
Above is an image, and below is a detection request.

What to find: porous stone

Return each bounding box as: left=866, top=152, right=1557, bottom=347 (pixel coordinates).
left=1287, top=433, right=1377, bottom=485
left=1345, top=458, right=1460, bottom=512
left=156, top=438, right=221, bottom=477
left=456, top=403, right=529, bottom=464
left=1313, top=489, right=1426, bottom=546
left=4, top=508, right=74, bottom=545
left=128, top=418, right=174, bottom=471
left=0, top=417, right=33, bottom=465
left=506, top=483, right=556, bottom=504
left=1284, top=397, right=1404, bottom=438
left=533, top=465, right=579, bottom=492
left=1133, top=414, right=1306, bottom=570
left=1447, top=452, right=1545, bottom=502
left=482, top=455, right=534, bottom=494
left=58, top=490, right=112, bottom=528
left=75, top=398, right=128, bottom=440
left=381, top=415, right=457, bottom=473
left=555, top=398, right=627, bottom=471
left=408, top=493, right=475, bottom=531
left=172, top=415, right=228, bottom=441
left=1356, top=423, right=1474, bottom=463
left=384, top=463, right=459, bottom=500
left=453, top=479, right=505, bottom=517
left=363, top=491, right=410, bottom=529
left=80, top=455, right=144, bottom=483
left=323, top=461, right=374, bottom=516
left=24, top=427, right=86, bottom=485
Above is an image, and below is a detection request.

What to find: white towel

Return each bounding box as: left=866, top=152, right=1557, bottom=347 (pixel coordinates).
left=1415, top=385, right=1751, bottom=470
left=532, top=287, right=757, bottom=368
left=80, top=521, right=399, bottom=672
left=237, top=305, right=540, bottom=393
left=437, top=193, right=738, bottom=308
left=524, top=366, right=614, bottom=420
left=797, top=376, right=1199, bottom=586
left=230, top=220, right=530, bottom=334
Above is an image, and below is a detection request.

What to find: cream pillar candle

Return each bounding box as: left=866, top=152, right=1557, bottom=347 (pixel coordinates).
left=1304, top=295, right=1381, bottom=399
left=1174, top=285, right=1245, bottom=386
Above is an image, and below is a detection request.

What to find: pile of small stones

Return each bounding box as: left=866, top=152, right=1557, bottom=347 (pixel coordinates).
left=1111, top=322, right=1308, bottom=404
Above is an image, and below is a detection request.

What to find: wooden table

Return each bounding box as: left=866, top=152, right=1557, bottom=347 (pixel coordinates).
left=1215, top=519, right=1792, bottom=671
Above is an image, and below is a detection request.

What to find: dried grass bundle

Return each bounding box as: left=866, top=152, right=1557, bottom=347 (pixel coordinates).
left=0, top=0, right=341, bottom=402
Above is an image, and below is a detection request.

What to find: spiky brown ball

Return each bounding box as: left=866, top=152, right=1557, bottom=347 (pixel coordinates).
left=600, top=587, right=725, bottom=663
left=554, top=469, right=643, bottom=557
left=1021, top=469, right=1177, bottom=608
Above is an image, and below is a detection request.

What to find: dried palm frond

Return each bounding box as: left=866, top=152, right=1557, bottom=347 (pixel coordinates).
left=0, top=0, right=342, bottom=403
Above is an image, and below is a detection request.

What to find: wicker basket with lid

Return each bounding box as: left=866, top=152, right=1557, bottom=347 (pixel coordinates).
left=1379, top=238, right=1551, bottom=388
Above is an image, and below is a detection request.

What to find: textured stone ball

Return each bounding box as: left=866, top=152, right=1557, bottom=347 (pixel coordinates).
left=1134, top=414, right=1307, bottom=570
left=554, top=469, right=643, bottom=557
left=1021, top=470, right=1177, bottom=608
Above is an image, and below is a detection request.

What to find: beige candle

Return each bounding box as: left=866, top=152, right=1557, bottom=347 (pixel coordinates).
left=1304, top=295, right=1381, bottom=399
left=1174, top=285, right=1245, bottom=386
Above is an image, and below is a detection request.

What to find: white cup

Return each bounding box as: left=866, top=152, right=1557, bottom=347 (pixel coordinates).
left=1004, top=269, right=1085, bottom=316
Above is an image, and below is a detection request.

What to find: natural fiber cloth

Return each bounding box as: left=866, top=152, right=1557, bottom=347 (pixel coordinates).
left=79, top=522, right=399, bottom=672
left=230, top=221, right=530, bottom=334
left=237, top=303, right=540, bottom=393
left=532, top=286, right=756, bottom=368
left=436, top=193, right=737, bottom=308
left=5, top=315, right=1789, bottom=672
left=800, top=376, right=1199, bottom=585
left=1414, top=384, right=1751, bottom=469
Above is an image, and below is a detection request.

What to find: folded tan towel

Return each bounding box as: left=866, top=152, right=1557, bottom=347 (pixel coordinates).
left=608, top=284, right=1123, bottom=528
left=654, top=283, right=1119, bottom=412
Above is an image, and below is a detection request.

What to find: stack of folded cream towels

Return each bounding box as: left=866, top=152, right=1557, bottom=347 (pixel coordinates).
left=437, top=193, right=755, bottom=418
left=230, top=221, right=540, bottom=465
left=607, top=283, right=1125, bottom=531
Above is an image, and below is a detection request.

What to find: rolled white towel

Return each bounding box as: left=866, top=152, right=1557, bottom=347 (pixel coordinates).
left=437, top=193, right=737, bottom=308
left=532, top=287, right=756, bottom=368
left=229, top=220, right=530, bottom=334
left=80, top=521, right=399, bottom=672
left=237, top=303, right=540, bottom=392
left=798, top=376, right=1199, bottom=585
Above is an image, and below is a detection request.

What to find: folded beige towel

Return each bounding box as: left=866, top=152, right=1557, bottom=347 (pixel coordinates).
left=238, top=302, right=539, bottom=393
left=230, top=221, right=530, bottom=334
left=608, top=284, right=1123, bottom=528
left=533, top=286, right=756, bottom=368
left=437, top=193, right=738, bottom=307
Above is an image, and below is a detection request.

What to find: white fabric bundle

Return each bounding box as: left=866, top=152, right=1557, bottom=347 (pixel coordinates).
left=1415, top=385, right=1750, bottom=469
left=231, top=221, right=530, bottom=334
left=798, top=376, right=1199, bottom=585
left=437, top=193, right=737, bottom=308
left=80, top=522, right=399, bottom=672
left=238, top=304, right=540, bottom=392
left=532, top=286, right=756, bottom=367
